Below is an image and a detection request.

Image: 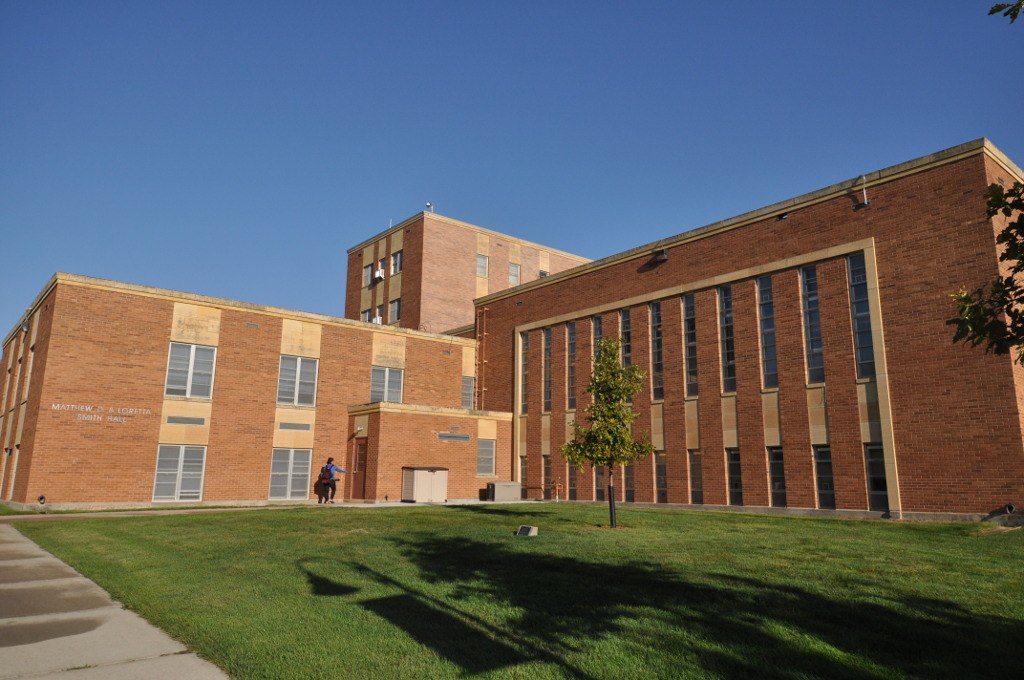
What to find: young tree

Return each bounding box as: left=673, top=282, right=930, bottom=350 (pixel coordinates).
left=989, top=2, right=1024, bottom=23
left=561, top=337, right=654, bottom=528
left=949, top=181, right=1024, bottom=362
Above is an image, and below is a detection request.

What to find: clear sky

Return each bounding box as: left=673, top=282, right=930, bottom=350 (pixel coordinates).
left=2, top=1, right=1021, bottom=332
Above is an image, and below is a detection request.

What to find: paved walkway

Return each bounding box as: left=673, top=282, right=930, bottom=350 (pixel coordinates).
left=0, top=524, right=229, bottom=679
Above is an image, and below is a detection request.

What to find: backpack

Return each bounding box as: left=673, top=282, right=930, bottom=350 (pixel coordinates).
left=319, top=466, right=333, bottom=484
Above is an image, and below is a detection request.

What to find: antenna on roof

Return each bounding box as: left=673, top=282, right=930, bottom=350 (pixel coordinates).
left=425, top=202, right=434, bottom=213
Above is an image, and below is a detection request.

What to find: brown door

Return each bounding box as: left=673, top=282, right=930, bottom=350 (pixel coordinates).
left=350, top=438, right=367, bottom=500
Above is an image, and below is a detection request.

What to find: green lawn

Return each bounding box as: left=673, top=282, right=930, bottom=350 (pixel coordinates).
left=14, top=504, right=1024, bottom=680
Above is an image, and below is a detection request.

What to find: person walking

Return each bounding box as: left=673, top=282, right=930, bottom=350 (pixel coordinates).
left=318, top=457, right=347, bottom=504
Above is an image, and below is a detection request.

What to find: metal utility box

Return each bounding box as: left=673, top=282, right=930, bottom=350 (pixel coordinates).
left=401, top=467, right=449, bottom=503
left=488, top=481, right=522, bottom=502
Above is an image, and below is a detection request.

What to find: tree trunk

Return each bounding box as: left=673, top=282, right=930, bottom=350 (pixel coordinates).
left=607, top=465, right=617, bottom=528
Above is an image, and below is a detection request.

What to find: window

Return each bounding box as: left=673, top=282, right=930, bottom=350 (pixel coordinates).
left=165, top=343, right=216, bottom=398
left=815, top=445, right=836, bottom=509
left=768, top=447, right=786, bottom=507
left=620, top=309, right=631, bottom=367
left=592, top=315, right=603, bottom=355
left=539, top=270, right=549, bottom=278
left=542, top=328, right=552, bottom=412
left=520, top=332, right=529, bottom=414
left=461, top=376, right=475, bottom=409
left=865, top=444, right=889, bottom=512
left=543, top=454, right=552, bottom=499
left=650, top=302, right=663, bottom=399
left=624, top=463, right=635, bottom=502
left=848, top=253, right=876, bottom=379
left=727, top=448, right=743, bottom=505
left=683, top=294, right=698, bottom=396
left=375, top=304, right=384, bottom=323
left=719, top=286, right=736, bottom=393
left=520, top=456, right=528, bottom=499
left=757, top=277, right=778, bottom=389
left=509, top=263, right=521, bottom=286
left=476, top=254, right=489, bottom=277
left=389, top=298, right=401, bottom=323
left=269, top=448, right=312, bottom=500
left=277, top=356, right=318, bottom=406
left=153, top=445, right=206, bottom=501
left=595, top=465, right=605, bottom=501
left=360, top=309, right=371, bottom=323
left=655, top=453, right=667, bottom=503
left=378, top=258, right=386, bottom=275
left=390, top=250, right=403, bottom=274
left=688, top=450, right=703, bottom=504
left=801, top=265, right=825, bottom=384
left=477, top=439, right=496, bottom=476
left=370, top=366, right=403, bottom=403
left=566, top=321, right=576, bottom=409
left=568, top=461, right=577, bottom=500
left=362, top=265, right=373, bottom=287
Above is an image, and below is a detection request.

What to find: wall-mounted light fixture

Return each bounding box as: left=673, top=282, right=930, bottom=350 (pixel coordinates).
left=854, top=175, right=871, bottom=210
left=654, top=249, right=669, bottom=263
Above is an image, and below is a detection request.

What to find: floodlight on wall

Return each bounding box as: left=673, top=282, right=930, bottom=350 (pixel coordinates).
left=777, top=212, right=789, bottom=221
left=37, top=495, right=45, bottom=505
left=854, top=175, right=871, bottom=210
left=654, top=249, right=669, bottom=263
left=425, top=202, right=434, bottom=212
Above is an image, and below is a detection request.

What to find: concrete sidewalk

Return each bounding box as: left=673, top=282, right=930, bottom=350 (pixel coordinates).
left=0, top=525, right=228, bottom=679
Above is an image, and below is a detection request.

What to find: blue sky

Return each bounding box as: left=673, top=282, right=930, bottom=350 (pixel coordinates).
left=2, top=1, right=1021, bottom=331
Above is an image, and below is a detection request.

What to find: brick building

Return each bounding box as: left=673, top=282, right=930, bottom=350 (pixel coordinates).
left=2, top=138, right=1022, bottom=518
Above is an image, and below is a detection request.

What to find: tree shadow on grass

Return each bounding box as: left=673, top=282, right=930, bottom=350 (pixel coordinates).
left=445, top=505, right=554, bottom=518
left=379, top=534, right=1021, bottom=680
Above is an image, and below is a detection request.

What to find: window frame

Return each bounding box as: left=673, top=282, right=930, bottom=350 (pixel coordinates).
left=683, top=294, right=698, bottom=396
left=757, top=276, right=778, bottom=389
left=277, top=355, right=319, bottom=406
left=847, top=252, right=876, bottom=379
left=509, top=262, right=521, bottom=286
left=370, top=366, right=404, bottom=403
left=566, top=321, right=576, bottom=410
left=476, top=254, right=489, bottom=278
left=542, top=327, right=552, bottom=412
left=362, top=265, right=373, bottom=287
left=767, top=446, right=786, bottom=507
left=461, top=376, right=475, bottom=409
left=164, top=342, right=217, bottom=399
left=719, top=286, right=736, bottom=393
left=152, top=444, right=207, bottom=502
left=726, top=447, right=743, bottom=506
left=269, top=448, right=313, bottom=500
left=650, top=301, right=663, bottom=400
left=801, top=265, right=826, bottom=384
left=390, top=250, right=403, bottom=274
left=477, top=439, right=496, bottom=476
left=389, top=298, right=401, bottom=323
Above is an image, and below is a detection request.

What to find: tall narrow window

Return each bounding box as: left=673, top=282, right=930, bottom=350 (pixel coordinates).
left=595, top=465, right=606, bottom=501
left=543, top=454, right=552, bottom=500
left=165, top=343, right=216, bottom=399
left=620, top=309, right=631, bottom=367
left=476, top=254, right=489, bottom=277
left=727, top=448, right=743, bottom=505
left=865, top=444, right=889, bottom=512
left=801, top=265, right=825, bottom=384
left=542, top=327, right=552, bottom=412
left=370, top=366, right=403, bottom=403
left=477, top=439, right=496, bottom=476
left=655, top=453, right=667, bottom=503
left=520, top=456, right=528, bottom=499
left=718, top=286, right=736, bottom=393
left=375, top=304, right=384, bottom=323
left=650, top=302, right=664, bottom=399
left=566, top=321, right=577, bottom=409
left=509, top=263, right=521, bottom=286
left=683, top=294, right=698, bottom=396
left=688, top=450, right=703, bottom=504
left=592, top=315, right=603, bottom=355
left=277, top=356, right=318, bottom=406
left=269, top=448, right=312, bottom=500
left=362, top=265, right=373, bottom=287
left=847, top=253, right=876, bottom=379
left=360, top=309, right=371, bottom=323
left=378, top=258, right=386, bottom=276
left=757, top=276, right=778, bottom=389
left=520, top=332, right=529, bottom=414
left=814, top=445, right=836, bottom=509
left=390, top=250, right=403, bottom=274
left=461, top=376, right=475, bottom=409
left=624, top=464, right=635, bottom=502
left=153, top=445, right=207, bottom=501
left=389, top=298, right=401, bottom=323
left=568, top=461, right=577, bottom=500
left=768, top=447, right=786, bottom=507
left=539, top=270, right=549, bottom=278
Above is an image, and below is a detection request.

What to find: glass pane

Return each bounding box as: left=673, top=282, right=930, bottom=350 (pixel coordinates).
left=387, top=368, right=403, bottom=403
left=278, top=356, right=297, bottom=403
left=370, top=367, right=386, bottom=402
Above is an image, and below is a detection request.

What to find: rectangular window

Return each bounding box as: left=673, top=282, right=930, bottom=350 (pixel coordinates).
left=688, top=450, right=703, bottom=504
left=683, top=294, right=698, bottom=397
left=520, top=332, right=528, bottom=414
left=592, top=315, right=603, bottom=355
left=815, top=445, right=836, bottom=509
left=655, top=453, right=667, bottom=503
left=461, top=376, right=475, bottom=409
left=362, top=265, right=372, bottom=287
left=718, top=286, right=736, bottom=393
left=539, top=270, right=549, bottom=278
left=865, top=444, right=889, bottom=512
left=370, top=366, right=403, bottom=403
left=542, top=327, right=552, bottom=412
left=378, top=258, right=386, bottom=275
left=389, top=298, right=401, bottom=323
left=624, top=464, right=635, bottom=502
left=848, top=253, right=876, bottom=379
left=595, top=465, right=606, bottom=501
left=520, top=456, right=528, bottom=499
left=277, top=356, right=318, bottom=406
left=165, top=343, right=216, bottom=399
left=477, top=439, right=496, bottom=476
left=768, top=447, right=786, bottom=507
left=620, top=309, right=631, bottom=367
left=153, top=445, right=206, bottom=501
left=566, top=321, right=577, bottom=409
left=269, top=448, right=312, bottom=500
left=360, top=309, right=371, bottom=323
left=390, top=250, right=403, bottom=274
left=757, top=277, right=778, bottom=389
left=509, top=263, right=521, bottom=286
left=375, top=304, right=384, bottom=323
left=650, top=301, right=664, bottom=400
left=801, top=265, right=825, bottom=384
left=543, top=454, right=552, bottom=500
left=476, top=254, right=489, bottom=277
left=568, top=461, right=577, bottom=500
left=727, top=448, right=743, bottom=505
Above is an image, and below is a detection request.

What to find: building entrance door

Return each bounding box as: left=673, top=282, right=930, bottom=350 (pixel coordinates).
left=350, top=438, right=367, bottom=500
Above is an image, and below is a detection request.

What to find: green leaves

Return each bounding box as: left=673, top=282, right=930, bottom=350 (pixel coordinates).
left=989, top=2, right=1024, bottom=23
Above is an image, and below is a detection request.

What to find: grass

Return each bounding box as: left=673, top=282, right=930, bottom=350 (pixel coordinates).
left=14, top=504, right=1024, bottom=680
